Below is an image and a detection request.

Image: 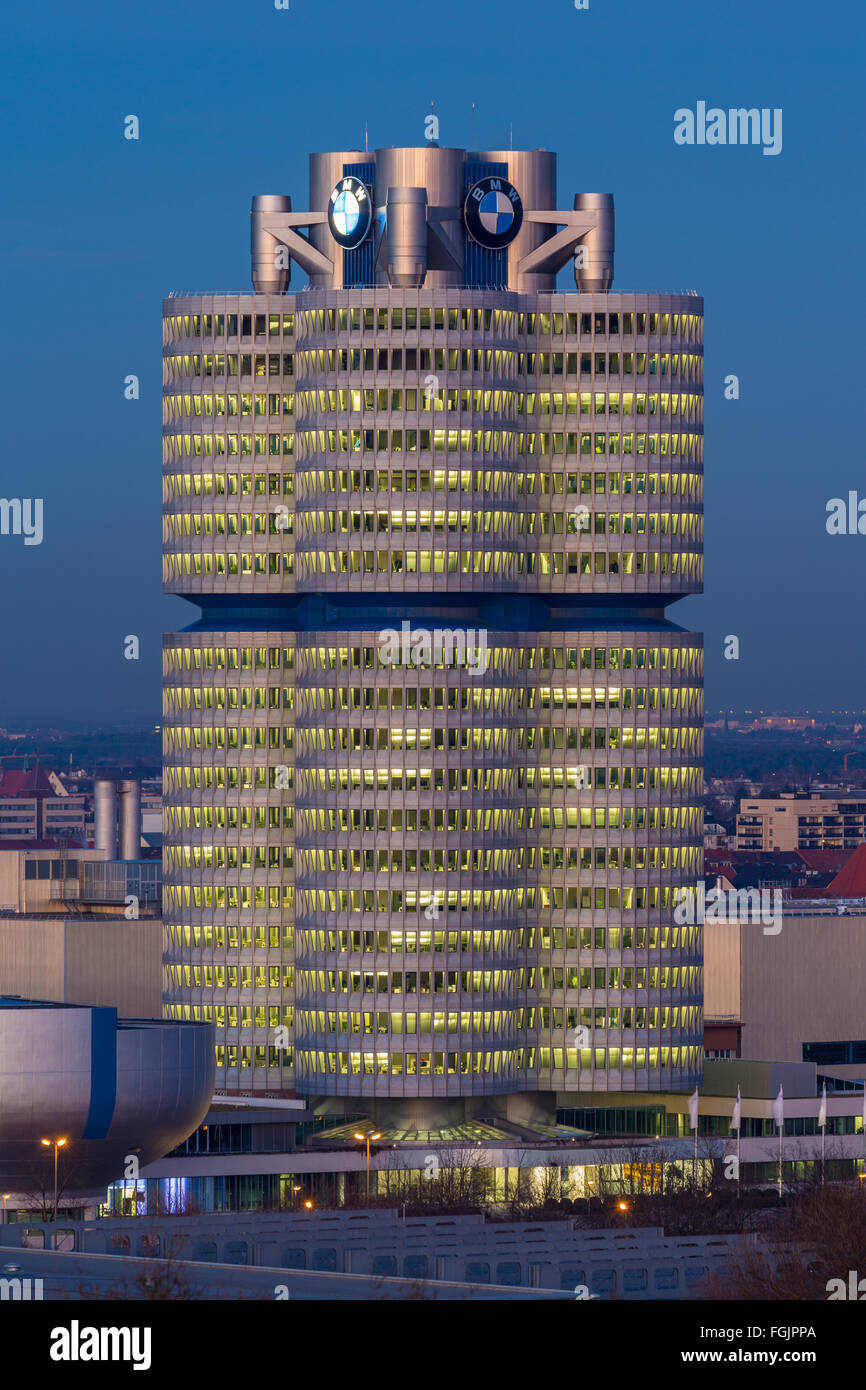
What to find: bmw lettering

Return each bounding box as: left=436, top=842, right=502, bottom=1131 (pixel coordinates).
left=328, top=176, right=373, bottom=250
left=464, top=176, right=523, bottom=250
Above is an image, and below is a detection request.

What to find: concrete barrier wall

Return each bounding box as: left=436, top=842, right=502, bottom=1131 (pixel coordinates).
left=0, top=1211, right=747, bottom=1299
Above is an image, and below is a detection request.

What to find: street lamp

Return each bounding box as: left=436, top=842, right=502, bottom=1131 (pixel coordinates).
left=40, top=1138, right=67, bottom=1223
left=2, top=1195, right=10, bottom=1219
left=353, top=1130, right=382, bottom=1205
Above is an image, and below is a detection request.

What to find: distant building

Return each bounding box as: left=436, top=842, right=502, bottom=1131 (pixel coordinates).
left=0, top=845, right=160, bottom=917
left=139, top=778, right=163, bottom=849
left=703, top=822, right=731, bottom=849
left=0, top=765, right=86, bottom=842
left=820, top=843, right=866, bottom=898
left=737, top=792, right=866, bottom=852
left=0, top=841, right=163, bottom=1018
left=704, top=847, right=849, bottom=897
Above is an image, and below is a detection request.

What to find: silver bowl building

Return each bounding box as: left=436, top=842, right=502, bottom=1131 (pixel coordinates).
left=162, top=146, right=703, bottom=1122
left=0, top=999, right=214, bottom=1194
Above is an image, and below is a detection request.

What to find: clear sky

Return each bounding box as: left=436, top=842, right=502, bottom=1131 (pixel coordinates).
left=1, top=0, right=863, bottom=719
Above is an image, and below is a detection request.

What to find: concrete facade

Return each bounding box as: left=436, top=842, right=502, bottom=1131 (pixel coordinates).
left=0, top=916, right=162, bottom=1017
left=704, top=906, right=866, bottom=1077
left=0, top=1210, right=744, bottom=1300
left=737, top=793, right=866, bottom=852
left=0, top=847, right=160, bottom=917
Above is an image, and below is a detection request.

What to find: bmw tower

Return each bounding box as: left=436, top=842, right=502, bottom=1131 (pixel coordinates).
left=162, top=145, right=704, bottom=1128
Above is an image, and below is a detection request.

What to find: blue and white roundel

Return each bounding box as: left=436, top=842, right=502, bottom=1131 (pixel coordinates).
left=332, top=189, right=362, bottom=237
left=464, top=176, right=523, bottom=250
left=478, top=190, right=516, bottom=236
left=328, top=176, right=373, bottom=250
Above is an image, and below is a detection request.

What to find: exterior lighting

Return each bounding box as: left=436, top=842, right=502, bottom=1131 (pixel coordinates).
left=40, top=1138, right=68, bottom=1223
left=354, top=1130, right=382, bottom=1204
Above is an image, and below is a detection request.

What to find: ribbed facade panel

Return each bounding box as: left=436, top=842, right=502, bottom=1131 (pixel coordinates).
left=163, top=283, right=704, bottom=1101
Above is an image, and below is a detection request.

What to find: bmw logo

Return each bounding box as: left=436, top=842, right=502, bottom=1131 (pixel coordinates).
left=328, top=176, right=373, bottom=250
left=464, top=176, right=523, bottom=250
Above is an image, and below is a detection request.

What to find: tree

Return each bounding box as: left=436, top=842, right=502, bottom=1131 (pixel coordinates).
left=703, top=1182, right=866, bottom=1300
left=13, top=1149, right=88, bottom=1223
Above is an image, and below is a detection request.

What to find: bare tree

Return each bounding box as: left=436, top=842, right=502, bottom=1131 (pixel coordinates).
left=703, top=1182, right=866, bottom=1300
left=14, top=1151, right=89, bottom=1223
left=412, top=1144, right=490, bottom=1212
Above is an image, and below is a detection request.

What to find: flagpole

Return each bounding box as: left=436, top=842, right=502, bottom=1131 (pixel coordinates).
left=773, top=1085, right=785, bottom=1201
left=689, top=1086, right=699, bottom=1194
left=731, top=1086, right=742, bottom=1198
left=818, top=1082, right=827, bottom=1187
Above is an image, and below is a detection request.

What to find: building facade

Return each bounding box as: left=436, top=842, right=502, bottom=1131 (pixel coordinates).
left=737, top=793, right=866, bottom=852
left=0, top=844, right=163, bottom=1019
left=704, top=902, right=866, bottom=1076
left=162, top=146, right=704, bottom=1118
left=0, top=766, right=86, bottom=842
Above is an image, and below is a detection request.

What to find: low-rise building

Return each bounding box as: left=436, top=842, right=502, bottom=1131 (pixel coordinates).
left=704, top=903, right=866, bottom=1080
left=0, top=845, right=163, bottom=1017
left=0, top=765, right=86, bottom=842
left=737, top=792, right=866, bottom=852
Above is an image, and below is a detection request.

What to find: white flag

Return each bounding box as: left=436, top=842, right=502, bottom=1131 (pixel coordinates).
left=818, top=1082, right=827, bottom=1130
left=731, top=1085, right=741, bottom=1132
left=688, top=1086, right=699, bottom=1132
left=773, top=1085, right=784, bottom=1130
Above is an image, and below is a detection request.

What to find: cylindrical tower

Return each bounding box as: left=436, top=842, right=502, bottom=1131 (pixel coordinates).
left=94, top=778, right=118, bottom=857
left=474, top=148, right=557, bottom=292
left=118, top=779, right=142, bottom=861
left=385, top=187, right=428, bottom=287
left=162, top=149, right=704, bottom=1110
left=308, top=149, right=370, bottom=291
left=573, top=192, right=615, bottom=292
left=251, top=195, right=292, bottom=294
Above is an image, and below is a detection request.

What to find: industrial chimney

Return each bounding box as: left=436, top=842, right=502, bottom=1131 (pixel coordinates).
left=117, top=780, right=142, bottom=861
left=94, top=778, right=118, bottom=856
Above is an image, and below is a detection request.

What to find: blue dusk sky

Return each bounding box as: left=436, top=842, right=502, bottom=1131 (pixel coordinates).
left=1, top=0, right=863, bottom=719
